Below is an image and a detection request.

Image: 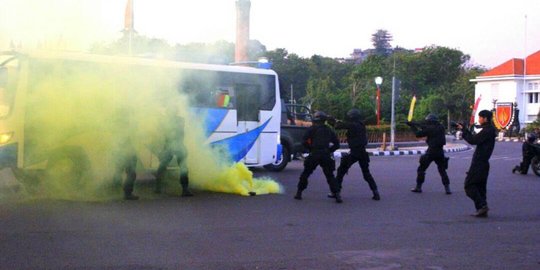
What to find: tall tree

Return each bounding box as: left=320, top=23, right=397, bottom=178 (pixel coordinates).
left=265, top=49, right=311, bottom=102
left=371, top=29, right=393, bottom=56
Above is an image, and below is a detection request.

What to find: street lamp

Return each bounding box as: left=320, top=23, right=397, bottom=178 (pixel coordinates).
left=375, top=76, right=383, bottom=126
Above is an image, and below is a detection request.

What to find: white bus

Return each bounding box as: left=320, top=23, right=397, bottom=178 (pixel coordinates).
left=0, top=51, right=282, bottom=184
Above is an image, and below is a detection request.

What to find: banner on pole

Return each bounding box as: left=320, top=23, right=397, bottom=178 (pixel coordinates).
left=407, top=95, right=416, bottom=122
left=470, top=95, right=482, bottom=125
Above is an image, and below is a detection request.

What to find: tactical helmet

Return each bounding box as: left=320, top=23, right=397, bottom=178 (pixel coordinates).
left=312, top=111, right=328, bottom=122
left=425, top=113, right=438, bottom=122
left=346, top=108, right=362, bottom=120
left=527, top=133, right=537, bottom=143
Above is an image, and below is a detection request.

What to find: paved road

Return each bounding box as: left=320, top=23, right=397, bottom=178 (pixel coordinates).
left=1, top=142, right=539, bottom=269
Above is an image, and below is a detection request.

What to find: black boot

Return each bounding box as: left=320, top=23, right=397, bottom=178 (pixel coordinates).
left=512, top=166, right=519, bottom=174
left=471, top=206, right=489, bottom=218
left=181, top=188, right=194, bottom=197
left=124, top=192, right=139, bottom=200
left=294, top=190, right=302, bottom=200
left=444, top=185, right=452, bottom=195
left=334, top=192, right=343, bottom=203
left=411, top=184, right=422, bottom=193
left=372, top=190, right=380, bottom=201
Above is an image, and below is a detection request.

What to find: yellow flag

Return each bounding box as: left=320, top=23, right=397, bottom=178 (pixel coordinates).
left=407, top=95, right=417, bottom=122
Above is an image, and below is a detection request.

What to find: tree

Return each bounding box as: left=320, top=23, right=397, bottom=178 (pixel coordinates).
left=247, top=39, right=267, bottom=60
left=264, top=49, right=311, bottom=103
left=371, top=29, right=393, bottom=56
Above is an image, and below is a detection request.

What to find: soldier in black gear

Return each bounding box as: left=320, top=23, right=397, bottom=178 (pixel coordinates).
left=456, top=110, right=497, bottom=218
left=330, top=108, right=380, bottom=200
left=114, top=147, right=139, bottom=200
left=407, top=114, right=452, bottom=194
left=295, top=111, right=342, bottom=203
left=112, top=109, right=139, bottom=200
left=512, top=133, right=538, bottom=174
left=155, top=112, right=193, bottom=197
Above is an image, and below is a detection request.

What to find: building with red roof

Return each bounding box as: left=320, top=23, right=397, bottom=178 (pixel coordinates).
left=471, top=50, right=540, bottom=128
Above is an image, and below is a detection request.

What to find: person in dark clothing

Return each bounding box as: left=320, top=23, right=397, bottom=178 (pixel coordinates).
left=329, top=108, right=380, bottom=200
left=295, top=111, right=342, bottom=203
left=407, top=114, right=452, bottom=194
left=456, top=110, right=497, bottom=217
left=512, top=133, right=538, bottom=174
left=111, top=109, right=139, bottom=200
left=155, top=112, right=193, bottom=197
left=114, top=149, right=139, bottom=200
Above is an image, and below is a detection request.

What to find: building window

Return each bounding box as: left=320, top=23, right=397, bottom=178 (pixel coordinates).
left=535, top=83, right=539, bottom=90
left=528, top=93, right=539, bottom=103
left=529, top=83, right=534, bottom=90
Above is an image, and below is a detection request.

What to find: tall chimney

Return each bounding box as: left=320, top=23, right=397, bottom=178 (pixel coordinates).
left=235, top=0, right=251, bottom=63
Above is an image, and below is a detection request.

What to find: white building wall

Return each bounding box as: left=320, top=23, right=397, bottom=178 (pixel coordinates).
left=522, top=77, right=540, bottom=123
left=473, top=78, right=520, bottom=124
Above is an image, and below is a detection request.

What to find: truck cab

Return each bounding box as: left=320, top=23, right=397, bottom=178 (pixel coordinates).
left=264, top=99, right=312, bottom=171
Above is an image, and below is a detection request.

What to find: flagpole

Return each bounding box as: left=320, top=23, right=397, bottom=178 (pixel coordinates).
left=522, top=14, right=527, bottom=126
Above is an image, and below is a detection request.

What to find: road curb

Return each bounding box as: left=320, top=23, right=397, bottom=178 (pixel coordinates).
left=334, top=144, right=471, bottom=158
left=497, top=138, right=522, bottom=142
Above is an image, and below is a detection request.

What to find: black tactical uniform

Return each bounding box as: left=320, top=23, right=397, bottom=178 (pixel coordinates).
left=408, top=114, right=451, bottom=194
left=113, top=146, right=138, bottom=200
left=461, top=110, right=497, bottom=217
left=112, top=109, right=139, bottom=200
left=332, top=109, right=380, bottom=200
left=512, top=133, right=537, bottom=174
left=295, top=111, right=342, bottom=203
left=155, top=114, right=192, bottom=197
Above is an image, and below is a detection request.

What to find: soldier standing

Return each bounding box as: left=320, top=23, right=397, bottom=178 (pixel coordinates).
left=294, top=111, right=342, bottom=203
left=407, top=114, right=452, bottom=194
left=110, top=107, right=140, bottom=200
left=155, top=110, right=193, bottom=197
left=457, top=110, right=497, bottom=217
left=330, top=109, right=380, bottom=200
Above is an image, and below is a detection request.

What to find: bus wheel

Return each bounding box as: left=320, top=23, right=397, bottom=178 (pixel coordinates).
left=264, top=146, right=290, bottom=172
left=45, top=147, right=90, bottom=188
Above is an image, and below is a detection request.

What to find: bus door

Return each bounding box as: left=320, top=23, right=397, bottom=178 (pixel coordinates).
left=235, top=83, right=260, bottom=164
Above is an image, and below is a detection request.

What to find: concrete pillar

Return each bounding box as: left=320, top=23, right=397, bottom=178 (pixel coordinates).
left=235, top=0, right=251, bottom=63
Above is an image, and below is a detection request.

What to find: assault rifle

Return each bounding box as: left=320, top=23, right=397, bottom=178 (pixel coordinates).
left=404, top=121, right=429, bottom=129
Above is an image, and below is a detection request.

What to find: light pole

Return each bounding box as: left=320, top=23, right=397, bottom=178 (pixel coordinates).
left=390, top=77, right=396, bottom=150
left=375, top=76, right=383, bottom=127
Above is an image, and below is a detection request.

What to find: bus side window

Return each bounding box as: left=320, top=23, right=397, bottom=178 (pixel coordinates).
left=215, top=88, right=235, bottom=108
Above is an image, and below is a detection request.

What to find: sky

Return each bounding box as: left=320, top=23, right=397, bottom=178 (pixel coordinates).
left=1, top=0, right=539, bottom=68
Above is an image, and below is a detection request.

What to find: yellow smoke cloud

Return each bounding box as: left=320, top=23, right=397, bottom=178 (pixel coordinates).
left=11, top=52, right=282, bottom=201
left=1, top=1, right=282, bottom=201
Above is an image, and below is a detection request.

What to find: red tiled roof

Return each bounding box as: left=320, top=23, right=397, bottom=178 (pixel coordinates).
left=480, top=50, right=540, bottom=76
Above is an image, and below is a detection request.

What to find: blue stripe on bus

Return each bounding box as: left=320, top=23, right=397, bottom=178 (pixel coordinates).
left=0, top=143, right=17, bottom=169
left=191, top=108, right=229, bottom=137
left=210, top=118, right=271, bottom=162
